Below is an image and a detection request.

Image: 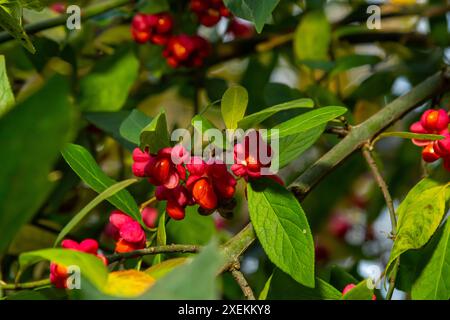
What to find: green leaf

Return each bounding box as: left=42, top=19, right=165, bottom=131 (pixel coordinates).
left=140, top=240, right=223, bottom=299
left=61, top=144, right=141, bottom=221
left=191, top=114, right=225, bottom=149
left=119, top=109, right=152, bottom=145
left=270, top=106, right=347, bottom=138
left=328, top=265, right=358, bottom=291
left=411, top=217, right=450, bottom=300
left=166, top=205, right=215, bottom=246
left=79, top=47, right=139, bottom=112
left=0, top=76, right=73, bottom=254
left=265, top=268, right=341, bottom=300
left=153, top=211, right=167, bottom=265
left=341, top=280, right=374, bottom=300
left=145, top=258, right=188, bottom=279
left=386, top=180, right=449, bottom=274
left=19, top=248, right=108, bottom=290
left=0, top=1, right=35, bottom=53
left=247, top=178, right=315, bottom=287
left=84, top=111, right=135, bottom=151
left=139, top=110, right=171, bottom=154
left=221, top=85, right=248, bottom=130
left=238, top=98, right=314, bottom=129
left=224, top=0, right=280, bottom=33
left=294, top=10, right=330, bottom=63
left=55, top=178, right=139, bottom=246
left=273, top=124, right=325, bottom=168
left=0, top=55, right=14, bottom=117
left=205, top=78, right=228, bottom=102
left=156, top=212, right=167, bottom=246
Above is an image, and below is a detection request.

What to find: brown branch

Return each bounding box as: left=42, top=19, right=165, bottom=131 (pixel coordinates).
left=229, top=261, right=255, bottom=300
left=361, top=144, right=397, bottom=232
left=106, top=244, right=200, bottom=262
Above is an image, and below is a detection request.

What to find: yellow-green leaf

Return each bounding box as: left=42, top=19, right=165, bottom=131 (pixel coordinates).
left=221, top=85, right=248, bottom=130
left=386, top=181, right=449, bottom=274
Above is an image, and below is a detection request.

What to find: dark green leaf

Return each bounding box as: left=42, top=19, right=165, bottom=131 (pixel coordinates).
left=248, top=178, right=315, bottom=287
left=140, top=240, right=223, bottom=299
left=224, top=0, right=280, bottom=33
left=0, top=76, right=73, bottom=254
left=55, top=178, right=139, bottom=245
left=265, top=268, right=341, bottom=300
left=411, top=217, right=450, bottom=300
left=270, top=106, right=347, bottom=138
left=84, top=111, right=135, bottom=151
left=139, top=110, right=170, bottom=154
left=238, top=98, right=314, bottom=129
left=119, top=109, right=152, bottom=145
left=79, top=47, right=139, bottom=112
left=61, top=144, right=141, bottom=221
left=274, top=124, right=325, bottom=168
left=192, top=114, right=225, bottom=149
left=166, top=206, right=215, bottom=246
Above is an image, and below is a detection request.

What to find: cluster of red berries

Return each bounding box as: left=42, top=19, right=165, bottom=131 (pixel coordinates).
left=132, top=131, right=281, bottom=220
left=131, top=11, right=211, bottom=68
left=410, top=108, right=450, bottom=171
left=50, top=239, right=107, bottom=288
left=131, top=0, right=254, bottom=68
left=131, top=13, right=174, bottom=45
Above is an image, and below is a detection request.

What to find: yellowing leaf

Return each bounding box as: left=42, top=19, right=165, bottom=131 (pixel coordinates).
left=103, top=270, right=155, bottom=298
left=386, top=181, right=449, bottom=274
left=145, top=258, right=188, bottom=279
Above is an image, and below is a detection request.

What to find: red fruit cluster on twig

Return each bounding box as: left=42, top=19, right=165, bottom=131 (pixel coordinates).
left=107, top=210, right=146, bottom=253
left=130, top=11, right=210, bottom=68
left=163, top=35, right=211, bottom=68
left=232, top=131, right=284, bottom=184
left=50, top=239, right=107, bottom=288
left=131, top=0, right=253, bottom=68
left=131, top=13, right=173, bottom=45
left=132, top=131, right=282, bottom=221
left=410, top=108, right=450, bottom=171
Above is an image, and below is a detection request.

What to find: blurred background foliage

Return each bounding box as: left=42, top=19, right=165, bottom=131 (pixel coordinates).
left=0, top=0, right=449, bottom=300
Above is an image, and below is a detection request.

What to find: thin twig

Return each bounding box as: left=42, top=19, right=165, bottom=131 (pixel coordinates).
left=361, top=144, right=400, bottom=300
left=361, top=145, right=397, bottom=232
left=106, top=244, right=200, bottom=262
left=386, top=259, right=400, bottom=300
left=0, top=279, right=51, bottom=290
left=229, top=261, right=255, bottom=300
